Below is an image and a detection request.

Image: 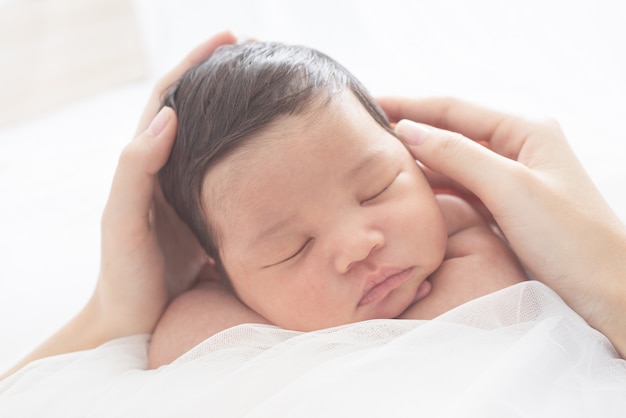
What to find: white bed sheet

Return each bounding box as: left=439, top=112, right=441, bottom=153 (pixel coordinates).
left=1, top=282, right=625, bottom=417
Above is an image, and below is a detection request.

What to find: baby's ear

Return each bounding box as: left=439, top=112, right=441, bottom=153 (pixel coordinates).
left=196, top=257, right=222, bottom=283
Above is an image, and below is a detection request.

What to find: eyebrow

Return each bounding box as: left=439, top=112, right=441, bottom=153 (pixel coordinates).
left=247, top=212, right=299, bottom=252
left=346, top=149, right=385, bottom=181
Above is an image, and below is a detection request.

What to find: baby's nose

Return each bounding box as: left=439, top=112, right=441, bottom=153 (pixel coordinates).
left=333, top=227, right=385, bottom=274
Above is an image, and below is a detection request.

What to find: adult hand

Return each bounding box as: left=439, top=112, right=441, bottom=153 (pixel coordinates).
left=97, top=31, right=237, bottom=338
left=1, top=32, right=236, bottom=380
left=379, top=97, right=626, bottom=357
left=132, top=31, right=237, bottom=298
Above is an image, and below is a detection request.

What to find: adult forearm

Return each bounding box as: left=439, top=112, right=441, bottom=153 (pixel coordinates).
left=581, top=227, right=626, bottom=358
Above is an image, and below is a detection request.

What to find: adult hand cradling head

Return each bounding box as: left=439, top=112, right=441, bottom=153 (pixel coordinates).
left=0, top=31, right=237, bottom=380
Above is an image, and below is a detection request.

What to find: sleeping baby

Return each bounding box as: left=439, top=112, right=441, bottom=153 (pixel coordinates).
left=149, top=41, right=527, bottom=367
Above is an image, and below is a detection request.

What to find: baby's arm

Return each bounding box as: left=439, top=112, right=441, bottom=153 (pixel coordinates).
left=402, top=194, right=527, bottom=319
left=148, top=281, right=269, bottom=368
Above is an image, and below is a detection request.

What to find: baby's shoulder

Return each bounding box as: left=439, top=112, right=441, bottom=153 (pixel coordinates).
left=148, top=281, right=269, bottom=368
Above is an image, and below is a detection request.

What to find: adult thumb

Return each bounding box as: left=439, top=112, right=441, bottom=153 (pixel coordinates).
left=395, top=119, right=518, bottom=206
left=103, top=107, right=178, bottom=228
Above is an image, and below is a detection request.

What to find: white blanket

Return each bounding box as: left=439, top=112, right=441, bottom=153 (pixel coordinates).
left=1, top=281, right=625, bottom=417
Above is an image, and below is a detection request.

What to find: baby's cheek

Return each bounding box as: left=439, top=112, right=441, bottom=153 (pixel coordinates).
left=408, top=197, right=448, bottom=267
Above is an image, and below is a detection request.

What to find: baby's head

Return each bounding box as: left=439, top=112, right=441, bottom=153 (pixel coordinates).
left=160, top=42, right=387, bottom=266
left=160, top=41, right=447, bottom=331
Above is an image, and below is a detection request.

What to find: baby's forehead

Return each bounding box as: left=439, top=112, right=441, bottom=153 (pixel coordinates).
left=202, top=91, right=386, bottom=229
left=203, top=108, right=326, bottom=202
left=208, top=92, right=350, bottom=176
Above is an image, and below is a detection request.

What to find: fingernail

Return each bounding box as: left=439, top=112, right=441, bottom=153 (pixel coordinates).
left=148, top=107, right=169, bottom=137
left=396, top=120, right=431, bottom=146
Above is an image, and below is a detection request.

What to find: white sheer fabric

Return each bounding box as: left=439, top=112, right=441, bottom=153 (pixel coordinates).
left=1, top=281, right=625, bottom=417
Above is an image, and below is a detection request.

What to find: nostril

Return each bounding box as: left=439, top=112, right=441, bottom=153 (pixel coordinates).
left=334, top=230, right=385, bottom=274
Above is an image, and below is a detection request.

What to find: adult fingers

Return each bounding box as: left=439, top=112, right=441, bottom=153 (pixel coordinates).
left=134, top=31, right=237, bottom=136
left=379, top=96, right=534, bottom=161
left=395, top=119, right=524, bottom=212
left=379, top=97, right=506, bottom=140
left=103, top=107, right=178, bottom=234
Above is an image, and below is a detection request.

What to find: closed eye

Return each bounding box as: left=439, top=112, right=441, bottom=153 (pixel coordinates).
left=265, top=238, right=313, bottom=268
left=363, top=184, right=389, bottom=203
left=362, top=172, right=398, bottom=204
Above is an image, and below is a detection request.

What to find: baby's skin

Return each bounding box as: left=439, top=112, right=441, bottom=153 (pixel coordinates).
left=148, top=194, right=527, bottom=368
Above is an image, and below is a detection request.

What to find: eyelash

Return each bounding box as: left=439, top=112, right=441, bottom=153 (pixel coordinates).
left=280, top=238, right=312, bottom=264
left=362, top=176, right=395, bottom=204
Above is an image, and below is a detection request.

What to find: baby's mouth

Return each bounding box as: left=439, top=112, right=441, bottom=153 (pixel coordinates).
left=359, top=267, right=415, bottom=306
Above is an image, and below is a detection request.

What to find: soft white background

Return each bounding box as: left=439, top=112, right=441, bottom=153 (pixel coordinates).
left=1, top=0, right=625, bottom=373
